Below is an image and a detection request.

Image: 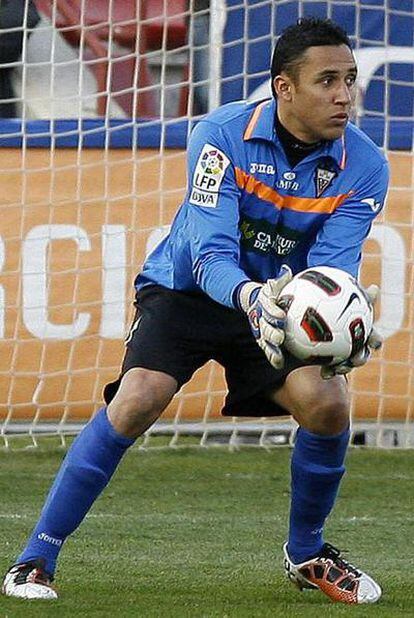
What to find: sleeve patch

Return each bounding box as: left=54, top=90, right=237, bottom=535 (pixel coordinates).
left=189, top=143, right=230, bottom=207
left=189, top=188, right=219, bottom=207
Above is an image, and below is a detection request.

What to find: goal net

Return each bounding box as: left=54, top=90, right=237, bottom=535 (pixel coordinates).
left=0, top=0, right=412, bottom=448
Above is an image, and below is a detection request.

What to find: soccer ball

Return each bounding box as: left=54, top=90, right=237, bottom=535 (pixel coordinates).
left=278, top=266, right=374, bottom=366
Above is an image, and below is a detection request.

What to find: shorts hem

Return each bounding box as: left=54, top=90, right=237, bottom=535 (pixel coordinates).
left=222, top=381, right=291, bottom=418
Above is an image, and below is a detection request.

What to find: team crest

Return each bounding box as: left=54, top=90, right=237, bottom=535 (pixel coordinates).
left=315, top=165, right=337, bottom=197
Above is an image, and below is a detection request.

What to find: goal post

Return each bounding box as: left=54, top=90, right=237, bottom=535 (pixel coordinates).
left=0, top=0, right=412, bottom=448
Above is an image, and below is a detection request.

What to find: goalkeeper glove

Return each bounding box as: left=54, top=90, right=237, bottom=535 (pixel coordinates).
left=238, top=266, right=292, bottom=369
left=321, top=284, right=383, bottom=380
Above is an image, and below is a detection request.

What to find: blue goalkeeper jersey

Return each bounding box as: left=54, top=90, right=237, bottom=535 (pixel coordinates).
left=136, top=98, right=389, bottom=309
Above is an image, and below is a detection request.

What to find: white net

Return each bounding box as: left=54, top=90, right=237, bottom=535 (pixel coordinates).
left=0, top=0, right=412, bottom=448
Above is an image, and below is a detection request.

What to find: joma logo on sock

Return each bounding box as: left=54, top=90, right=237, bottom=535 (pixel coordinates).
left=38, top=532, right=63, bottom=547
left=311, top=527, right=324, bottom=535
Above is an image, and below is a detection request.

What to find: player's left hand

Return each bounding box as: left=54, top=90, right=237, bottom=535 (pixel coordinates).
left=321, top=284, right=383, bottom=379
left=239, top=266, right=293, bottom=369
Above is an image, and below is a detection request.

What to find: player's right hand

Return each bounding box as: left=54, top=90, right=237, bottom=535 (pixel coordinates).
left=238, top=266, right=293, bottom=369
left=320, top=284, right=383, bottom=379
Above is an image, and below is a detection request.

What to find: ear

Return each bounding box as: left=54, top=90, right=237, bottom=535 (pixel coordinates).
left=273, top=73, right=294, bottom=102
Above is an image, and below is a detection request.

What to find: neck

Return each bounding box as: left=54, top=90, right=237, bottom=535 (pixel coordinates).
left=276, top=109, right=319, bottom=145
left=275, top=113, right=323, bottom=168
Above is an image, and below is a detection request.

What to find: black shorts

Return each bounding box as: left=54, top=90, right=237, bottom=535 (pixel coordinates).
left=104, top=285, right=302, bottom=417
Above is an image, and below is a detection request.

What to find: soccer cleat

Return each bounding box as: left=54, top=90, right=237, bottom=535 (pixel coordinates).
left=283, top=542, right=381, bottom=604
left=2, top=559, right=57, bottom=600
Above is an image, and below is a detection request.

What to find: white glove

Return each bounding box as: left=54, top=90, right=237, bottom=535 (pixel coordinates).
left=321, top=284, right=383, bottom=379
left=239, top=266, right=293, bottom=369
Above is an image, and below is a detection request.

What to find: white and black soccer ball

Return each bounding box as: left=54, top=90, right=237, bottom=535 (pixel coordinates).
left=278, top=266, right=374, bottom=366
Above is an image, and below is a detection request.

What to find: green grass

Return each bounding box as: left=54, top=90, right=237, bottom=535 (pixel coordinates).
left=0, top=447, right=413, bottom=617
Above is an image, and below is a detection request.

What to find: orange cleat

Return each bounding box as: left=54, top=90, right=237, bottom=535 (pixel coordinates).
left=283, top=542, right=381, bottom=604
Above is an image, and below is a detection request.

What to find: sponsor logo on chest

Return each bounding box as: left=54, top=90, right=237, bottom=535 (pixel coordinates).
left=276, top=171, right=300, bottom=192
left=253, top=231, right=299, bottom=255
left=249, top=162, right=276, bottom=175
left=240, top=217, right=303, bottom=257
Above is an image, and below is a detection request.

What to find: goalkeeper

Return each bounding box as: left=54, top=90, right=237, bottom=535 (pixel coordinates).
left=3, top=17, right=388, bottom=604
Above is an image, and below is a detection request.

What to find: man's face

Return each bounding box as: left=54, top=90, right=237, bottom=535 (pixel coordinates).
left=276, top=44, right=357, bottom=142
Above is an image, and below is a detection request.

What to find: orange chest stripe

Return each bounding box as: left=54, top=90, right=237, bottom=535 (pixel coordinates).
left=235, top=168, right=351, bottom=214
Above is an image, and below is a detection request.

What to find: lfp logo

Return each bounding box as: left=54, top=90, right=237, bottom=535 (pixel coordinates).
left=200, top=149, right=225, bottom=175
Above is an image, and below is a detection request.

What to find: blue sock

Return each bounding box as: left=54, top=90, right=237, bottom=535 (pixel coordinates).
left=17, top=407, right=135, bottom=575
left=287, top=426, right=350, bottom=564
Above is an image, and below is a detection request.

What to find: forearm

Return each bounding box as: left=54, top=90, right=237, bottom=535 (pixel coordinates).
left=193, top=254, right=251, bottom=308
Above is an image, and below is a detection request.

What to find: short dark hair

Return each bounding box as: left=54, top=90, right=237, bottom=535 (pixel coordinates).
left=270, top=17, right=352, bottom=96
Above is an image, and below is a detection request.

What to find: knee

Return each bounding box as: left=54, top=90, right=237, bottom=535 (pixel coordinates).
left=107, top=368, right=177, bottom=437
left=294, top=378, right=350, bottom=436
left=113, top=373, right=159, bottom=415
